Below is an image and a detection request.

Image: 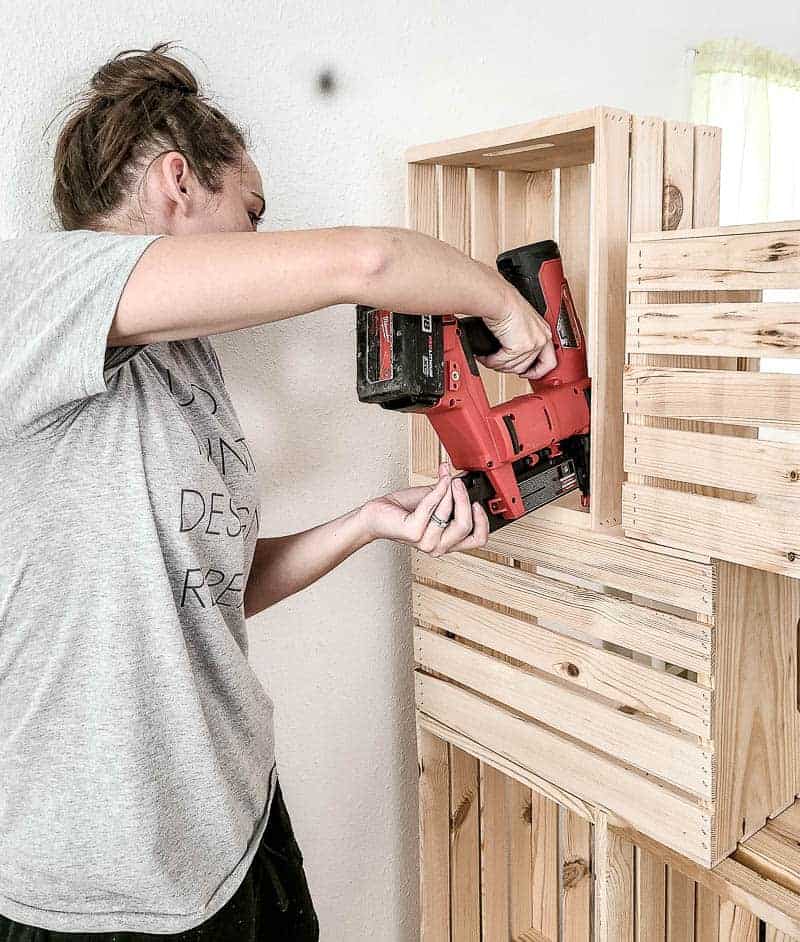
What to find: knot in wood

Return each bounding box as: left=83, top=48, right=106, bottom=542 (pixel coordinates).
left=662, top=184, right=684, bottom=230
left=450, top=787, right=475, bottom=831
left=562, top=857, right=590, bottom=888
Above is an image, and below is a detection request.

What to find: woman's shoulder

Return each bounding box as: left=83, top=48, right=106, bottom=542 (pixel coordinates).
left=1, top=228, right=159, bottom=269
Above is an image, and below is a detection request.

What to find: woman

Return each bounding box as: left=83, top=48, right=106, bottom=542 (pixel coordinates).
left=0, top=42, right=553, bottom=941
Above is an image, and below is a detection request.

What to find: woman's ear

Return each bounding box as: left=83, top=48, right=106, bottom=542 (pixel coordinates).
left=159, top=151, right=193, bottom=212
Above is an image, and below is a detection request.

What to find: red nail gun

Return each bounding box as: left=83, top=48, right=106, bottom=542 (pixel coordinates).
left=356, top=239, right=591, bottom=532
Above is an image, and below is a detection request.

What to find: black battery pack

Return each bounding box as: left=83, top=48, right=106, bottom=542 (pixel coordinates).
left=355, top=306, right=444, bottom=411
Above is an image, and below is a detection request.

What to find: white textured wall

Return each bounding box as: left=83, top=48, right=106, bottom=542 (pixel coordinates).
left=2, top=2, right=798, bottom=938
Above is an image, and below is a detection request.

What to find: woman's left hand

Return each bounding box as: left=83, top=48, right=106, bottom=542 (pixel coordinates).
left=360, top=460, right=490, bottom=555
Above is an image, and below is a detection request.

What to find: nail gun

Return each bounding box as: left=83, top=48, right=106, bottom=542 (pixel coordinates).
left=355, top=239, right=591, bottom=532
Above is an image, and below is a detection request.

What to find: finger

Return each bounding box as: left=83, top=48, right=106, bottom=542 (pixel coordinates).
left=504, top=351, right=542, bottom=373
left=409, top=474, right=451, bottom=532
left=449, top=501, right=491, bottom=552
left=389, top=460, right=453, bottom=512
left=428, top=474, right=454, bottom=529
left=437, top=475, right=473, bottom=551
left=387, top=484, right=440, bottom=511
left=475, top=347, right=511, bottom=369
left=521, top=340, right=558, bottom=380
left=417, top=477, right=456, bottom=554
left=481, top=347, right=540, bottom=373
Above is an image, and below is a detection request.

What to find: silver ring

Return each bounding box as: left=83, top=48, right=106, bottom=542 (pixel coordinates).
left=430, top=512, right=449, bottom=528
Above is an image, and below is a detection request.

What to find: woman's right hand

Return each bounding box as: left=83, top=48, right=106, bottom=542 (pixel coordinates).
left=474, top=281, right=558, bottom=381
left=360, top=460, right=489, bottom=555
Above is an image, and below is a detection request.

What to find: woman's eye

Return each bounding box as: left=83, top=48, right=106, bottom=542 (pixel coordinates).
left=249, top=212, right=262, bottom=227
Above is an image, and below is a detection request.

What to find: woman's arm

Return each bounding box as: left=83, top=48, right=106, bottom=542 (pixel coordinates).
left=110, top=226, right=524, bottom=345
left=243, top=507, right=372, bottom=618
left=243, top=461, right=487, bottom=617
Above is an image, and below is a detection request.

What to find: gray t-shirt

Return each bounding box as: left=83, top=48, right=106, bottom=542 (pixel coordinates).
left=0, top=229, right=277, bottom=934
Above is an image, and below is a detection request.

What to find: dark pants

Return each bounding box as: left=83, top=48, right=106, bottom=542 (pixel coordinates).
left=0, top=779, right=319, bottom=941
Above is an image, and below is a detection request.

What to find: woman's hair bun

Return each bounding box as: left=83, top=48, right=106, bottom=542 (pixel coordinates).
left=89, top=41, right=199, bottom=102
left=51, top=40, right=248, bottom=230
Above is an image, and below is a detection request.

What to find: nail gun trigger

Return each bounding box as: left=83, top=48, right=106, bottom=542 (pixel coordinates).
left=502, top=413, right=523, bottom=455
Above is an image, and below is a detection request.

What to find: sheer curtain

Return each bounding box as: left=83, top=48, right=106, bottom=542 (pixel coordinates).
left=690, top=38, right=800, bottom=225
left=690, top=39, right=800, bottom=441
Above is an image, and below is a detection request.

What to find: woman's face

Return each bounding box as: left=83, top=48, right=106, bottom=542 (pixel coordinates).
left=203, top=149, right=266, bottom=234
left=133, top=147, right=266, bottom=236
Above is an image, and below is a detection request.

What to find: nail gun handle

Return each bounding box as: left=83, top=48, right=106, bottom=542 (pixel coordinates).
left=458, top=317, right=502, bottom=357
left=496, top=239, right=588, bottom=388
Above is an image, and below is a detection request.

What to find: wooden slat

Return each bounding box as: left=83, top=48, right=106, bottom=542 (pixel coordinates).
left=469, top=167, right=502, bottom=408
left=404, top=107, right=599, bottom=167
left=413, top=583, right=710, bottom=736
left=499, top=170, right=530, bottom=251
left=479, top=761, right=509, bottom=941
left=588, top=108, right=631, bottom=530
left=714, top=561, right=800, bottom=860
left=548, top=162, right=594, bottom=519
left=630, top=116, right=665, bottom=237
left=525, top=169, right=556, bottom=243
left=624, top=425, right=800, bottom=499
left=506, top=777, right=533, bottom=939
left=735, top=829, right=800, bottom=895
left=635, top=218, right=800, bottom=242
left=626, top=301, right=800, bottom=357
left=595, top=813, right=635, bottom=942
left=414, top=551, right=713, bottom=673
left=530, top=790, right=559, bottom=939
left=613, top=819, right=800, bottom=939
left=764, top=802, right=800, bottom=844
left=415, top=673, right=713, bottom=866
left=406, top=479, right=716, bottom=616
left=624, top=366, right=800, bottom=430
left=559, top=164, right=592, bottom=338
left=765, top=928, right=800, bottom=942
left=622, top=482, right=800, bottom=578
left=501, top=169, right=555, bottom=402
left=498, top=169, right=529, bottom=406
left=449, top=743, right=480, bottom=942
left=719, top=901, right=760, bottom=940
left=663, top=121, right=694, bottom=230
left=561, top=808, right=592, bottom=941
left=417, top=711, right=598, bottom=824
left=407, top=163, right=440, bottom=479
left=636, top=847, right=667, bottom=941
left=440, top=166, right=470, bottom=252
left=695, top=884, right=721, bottom=940
left=627, top=112, right=667, bottom=511
left=417, top=723, right=451, bottom=942
left=667, top=867, right=695, bottom=941
left=692, top=125, right=722, bottom=228
left=439, top=165, right=471, bottom=470
left=414, top=627, right=711, bottom=795
left=628, top=228, right=800, bottom=291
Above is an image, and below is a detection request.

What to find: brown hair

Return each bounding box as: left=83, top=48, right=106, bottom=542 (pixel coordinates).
left=49, top=41, right=250, bottom=230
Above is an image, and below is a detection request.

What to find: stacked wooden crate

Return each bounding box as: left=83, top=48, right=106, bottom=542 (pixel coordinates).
left=406, top=107, right=800, bottom=940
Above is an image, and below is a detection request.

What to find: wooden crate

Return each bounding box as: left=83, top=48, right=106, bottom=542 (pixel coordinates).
left=418, top=728, right=800, bottom=941
left=406, top=106, right=631, bottom=532
left=407, top=108, right=800, bottom=907
left=413, top=517, right=800, bottom=870
left=623, top=220, right=800, bottom=577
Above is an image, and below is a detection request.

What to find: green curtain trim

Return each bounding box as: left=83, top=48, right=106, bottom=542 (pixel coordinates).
left=694, top=38, right=800, bottom=90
